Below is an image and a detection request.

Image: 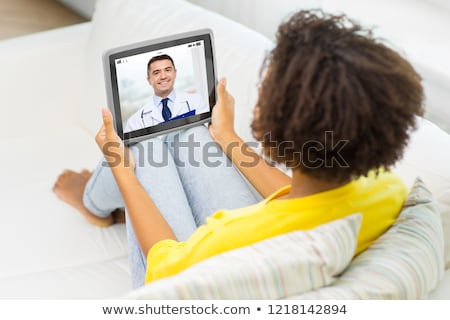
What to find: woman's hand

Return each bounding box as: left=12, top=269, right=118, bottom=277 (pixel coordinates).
left=209, top=77, right=239, bottom=149
left=95, top=108, right=135, bottom=170
left=209, top=79, right=291, bottom=197
left=96, top=108, right=176, bottom=253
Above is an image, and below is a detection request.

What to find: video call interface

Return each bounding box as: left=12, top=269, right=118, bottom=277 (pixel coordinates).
left=113, top=39, right=210, bottom=133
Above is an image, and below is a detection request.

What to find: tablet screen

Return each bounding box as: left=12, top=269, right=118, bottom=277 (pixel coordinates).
left=103, top=29, right=216, bottom=145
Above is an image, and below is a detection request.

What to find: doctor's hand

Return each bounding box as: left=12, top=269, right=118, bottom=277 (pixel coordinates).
left=209, top=77, right=239, bottom=149
left=96, top=108, right=135, bottom=171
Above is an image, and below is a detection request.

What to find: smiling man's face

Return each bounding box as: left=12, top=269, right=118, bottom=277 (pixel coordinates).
left=147, top=59, right=177, bottom=98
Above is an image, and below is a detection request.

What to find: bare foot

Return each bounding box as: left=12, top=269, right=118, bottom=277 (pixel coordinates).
left=112, top=208, right=126, bottom=224
left=53, top=169, right=115, bottom=227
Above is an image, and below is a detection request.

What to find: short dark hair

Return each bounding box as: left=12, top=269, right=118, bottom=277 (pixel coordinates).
left=147, top=54, right=176, bottom=74
left=251, top=10, right=424, bottom=183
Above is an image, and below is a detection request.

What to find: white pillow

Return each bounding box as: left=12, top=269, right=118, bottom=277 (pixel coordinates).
left=82, top=0, right=274, bottom=143
left=293, top=177, right=445, bottom=299
left=394, top=117, right=450, bottom=269
left=124, top=214, right=361, bottom=299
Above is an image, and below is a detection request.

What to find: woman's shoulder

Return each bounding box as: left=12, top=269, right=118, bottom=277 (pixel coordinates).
left=361, top=169, right=406, bottom=188
left=354, top=169, right=408, bottom=203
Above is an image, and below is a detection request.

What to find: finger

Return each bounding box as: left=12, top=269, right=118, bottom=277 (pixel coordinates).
left=96, top=124, right=106, bottom=136
left=216, top=77, right=227, bottom=99
left=95, top=124, right=105, bottom=144
left=102, top=108, right=114, bottom=134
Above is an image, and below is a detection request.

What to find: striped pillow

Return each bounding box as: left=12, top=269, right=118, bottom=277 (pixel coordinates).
left=125, top=214, right=361, bottom=299
left=294, top=177, right=445, bottom=299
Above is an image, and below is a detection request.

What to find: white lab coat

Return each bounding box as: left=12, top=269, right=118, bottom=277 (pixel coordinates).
left=124, top=90, right=209, bottom=132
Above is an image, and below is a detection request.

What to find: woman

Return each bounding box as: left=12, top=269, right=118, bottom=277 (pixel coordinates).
left=55, top=10, right=423, bottom=287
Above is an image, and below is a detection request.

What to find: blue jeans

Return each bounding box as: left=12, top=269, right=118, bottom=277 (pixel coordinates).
left=82, top=125, right=261, bottom=288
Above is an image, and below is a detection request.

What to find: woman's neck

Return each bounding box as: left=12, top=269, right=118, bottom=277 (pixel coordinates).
left=279, top=170, right=349, bottom=200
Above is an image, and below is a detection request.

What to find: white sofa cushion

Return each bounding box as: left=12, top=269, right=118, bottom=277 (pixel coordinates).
left=125, top=214, right=361, bottom=299
left=0, top=126, right=130, bottom=298
left=0, top=24, right=90, bottom=139
left=321, top=0, right=450, bottom=134
left=82, top=0, right=274, bottom=144
left=293, top=177, right=444, bottom=299
left=187, top=0, right=322, bottom=41
left=394, top=117, right=450, bottom=269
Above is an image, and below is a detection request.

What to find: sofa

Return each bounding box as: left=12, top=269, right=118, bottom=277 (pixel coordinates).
left=0, top=0, right=449, bottom=299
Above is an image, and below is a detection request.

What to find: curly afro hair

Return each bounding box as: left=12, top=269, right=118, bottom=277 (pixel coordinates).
left=251, top=10, right=424, bottom=183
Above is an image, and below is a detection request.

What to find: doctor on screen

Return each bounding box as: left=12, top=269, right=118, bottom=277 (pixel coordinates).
left=124, top=54, right=209, bottom=132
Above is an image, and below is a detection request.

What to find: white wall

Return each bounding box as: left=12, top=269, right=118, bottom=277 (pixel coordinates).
left=57, top=0, right=97, bottom=18
left=188, top=0, right=322, bottom=40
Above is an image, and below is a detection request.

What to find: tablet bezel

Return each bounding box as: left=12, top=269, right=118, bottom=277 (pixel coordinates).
left=103, top=29, right=217, bottom=145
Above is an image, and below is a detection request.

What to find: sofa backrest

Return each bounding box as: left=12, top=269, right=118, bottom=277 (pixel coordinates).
left=190, top=0, right=450, bottom=134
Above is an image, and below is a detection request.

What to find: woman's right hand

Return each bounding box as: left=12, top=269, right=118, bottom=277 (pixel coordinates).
left=209, top=77, right=239, bottom=149
left=96, top=108, right=135, bottom=171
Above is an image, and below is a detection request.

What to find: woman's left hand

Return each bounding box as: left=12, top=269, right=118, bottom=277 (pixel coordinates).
left=209, top=77, right=239, bottom=149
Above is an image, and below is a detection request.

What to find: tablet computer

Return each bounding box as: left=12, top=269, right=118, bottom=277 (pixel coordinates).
left=103, top=29, right=217, bottom=145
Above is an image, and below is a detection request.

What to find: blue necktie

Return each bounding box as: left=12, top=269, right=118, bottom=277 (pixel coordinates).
left=161, top=98, right=172, bottom=121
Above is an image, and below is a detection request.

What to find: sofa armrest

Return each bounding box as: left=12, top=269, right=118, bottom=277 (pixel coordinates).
left=0, top=22, right=91, bottom=139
